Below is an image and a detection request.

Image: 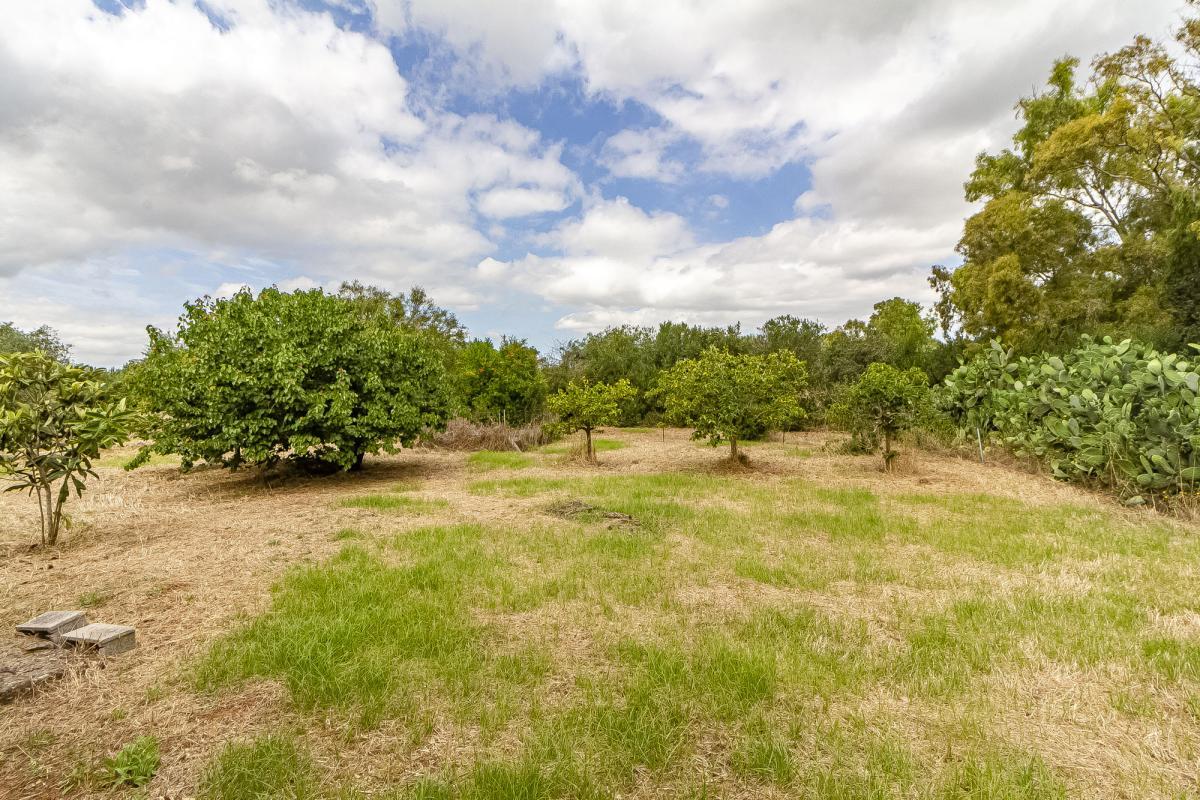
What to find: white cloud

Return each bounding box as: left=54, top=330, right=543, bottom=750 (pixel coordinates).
left=477, top=186, right=572, bottom=218
left=599, top=128, right=685, bottom=182
left=487, top=197, right=954, bottom=332
left=0, top=0, right=1189, bottom=363
left=0, top=0, right=575, bottom=284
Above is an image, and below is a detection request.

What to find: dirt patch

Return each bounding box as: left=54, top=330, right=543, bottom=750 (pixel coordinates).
left=545, top=498, right=639, bottom=529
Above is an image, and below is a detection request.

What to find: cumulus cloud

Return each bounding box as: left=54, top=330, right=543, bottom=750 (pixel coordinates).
left=0, top=0, right=575, bottom=283
left=484, top=197, right=955, bottom=333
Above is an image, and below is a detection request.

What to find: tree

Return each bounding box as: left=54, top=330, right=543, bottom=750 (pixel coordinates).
left=130, top=288, right=451, bottom=473
left=866, top=298, right=937, bottom=372
left=545, top=379, right=637, bottom=463
left=456, top=338, right=547, bottom=425
left=831, top=363, right=933, bottom=471
left=931, top=5, right=1200, bottom=352
left=0, top=322, right=70, bottom=362
left=0, top=352, right=136, bottom=544
left=654, top=347, right=808, bottom=462
left=758, top=315, right=825, bottom=365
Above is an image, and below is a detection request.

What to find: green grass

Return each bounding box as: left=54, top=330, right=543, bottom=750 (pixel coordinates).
left=467, top=450, right=537, bottom=470
left=192, top=466, right=1200, bottom=799
left=94, top=451, right=179, bottom=469
left=200, top=734, right=317, bottom=800
left=338, top=494, right=450, bottom=513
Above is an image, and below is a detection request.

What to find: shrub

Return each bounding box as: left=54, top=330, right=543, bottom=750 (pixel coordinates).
left=546, top=379, right=637, bottom=463
left=654, top=347, right=808, bottom=462
left=129, top=288, right=451, bottom=472
left=943, top=337, right=1200, bottom=500
left=830, top=363, right=933, bottom=470
left=0, top=352, right=136, bottom=544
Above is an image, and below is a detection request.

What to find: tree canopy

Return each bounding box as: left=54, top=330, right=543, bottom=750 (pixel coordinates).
left=545, top=379, right=637, bottom=462
left=655, top=347, right=808, bottom=461
left=0, top=322, right=70, bottom=362
left=931, top=5, right=1200, bottom=352
left=130, top=288, right=451, bottom=472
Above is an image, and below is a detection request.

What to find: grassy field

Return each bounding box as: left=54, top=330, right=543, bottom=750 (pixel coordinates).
left=1, top=429, right=1199, bottom=798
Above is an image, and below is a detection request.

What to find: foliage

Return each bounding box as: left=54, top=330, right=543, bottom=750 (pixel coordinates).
left=0, top=351, right=135, bottom=544
left=456, top=338, right=546, bottom=425
left=932, top=7, right=1200, bottom=352
left=830, top=363, right=934, bottom=470
left=654, top=347, right=808, bottom=461
left=130, top=288, right=451, bottom=473
left=545, top=379, right=637, bottom=462
left=101, top=736, right=160, bottom=788
left=0, top=322, right=70, bottom=362
left=943, top=337, right=1200, bottom=501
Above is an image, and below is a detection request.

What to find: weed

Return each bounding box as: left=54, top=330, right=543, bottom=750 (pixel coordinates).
left=101, top=736, right=160, bottom=788
left=77, top=590, right=107, bottom=608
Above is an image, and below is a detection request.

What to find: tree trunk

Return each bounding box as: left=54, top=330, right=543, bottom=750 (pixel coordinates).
left=351, top=451, right=366, bottom=471
left=883, top=430, right=893, bottom=472
left=40, top=484, right=59, bottom=545
left=584, top=427, right=595, bottom=463
left=730, top=437, right=739, bottom=462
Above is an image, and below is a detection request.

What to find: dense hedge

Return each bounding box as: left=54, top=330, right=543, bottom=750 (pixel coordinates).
left=943, top=338, right=1200, bottom=501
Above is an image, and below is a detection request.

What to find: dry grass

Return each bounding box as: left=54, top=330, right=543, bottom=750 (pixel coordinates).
left=422, top=418, right=554, bottom=453
left=0, top=429, right=1197, bottom=799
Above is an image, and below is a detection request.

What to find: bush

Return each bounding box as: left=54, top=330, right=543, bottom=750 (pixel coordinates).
left=654, top=347, right=807, bottom=462
left=130, top=288, right=451, bottom=472
left=942, top=337, right=1200, bottom=500
left=830, top=363, right=933, bottom=470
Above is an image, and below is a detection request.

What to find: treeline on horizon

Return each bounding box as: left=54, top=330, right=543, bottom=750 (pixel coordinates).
left=2, top=3, right=1199, bottom=506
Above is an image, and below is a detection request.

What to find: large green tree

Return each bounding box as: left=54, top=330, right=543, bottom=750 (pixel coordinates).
left=130, top=288, right=451, bottom=472
left=0, top=322, right=70, bottom=362
left=932, top=5, right=1200, bottom=351
left=456, top=338, right=546, bottom=425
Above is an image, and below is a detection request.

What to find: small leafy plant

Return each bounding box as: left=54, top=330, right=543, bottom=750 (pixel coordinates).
left=0, top=351, right=137, bottom=544
left=102, top=735, right=160, bottom=788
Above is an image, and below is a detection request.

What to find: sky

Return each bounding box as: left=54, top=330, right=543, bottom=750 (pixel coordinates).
left=0, top=0, right=1188, bottom=366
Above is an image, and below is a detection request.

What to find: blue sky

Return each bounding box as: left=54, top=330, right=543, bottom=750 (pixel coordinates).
left=0, top=0, right=1185, bottom=365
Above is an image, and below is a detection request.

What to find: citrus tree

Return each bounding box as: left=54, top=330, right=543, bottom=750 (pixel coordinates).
left=129, top=288, right=451, bottom=472
left=655, top=347, right=808, bottom=462
left=831, top=363, right=933, bottom=470
left=0, top=352, right=136, bottom=544
left=455, top=337, right=546, bottom=424
left=545, top=379, right=636, bottom=462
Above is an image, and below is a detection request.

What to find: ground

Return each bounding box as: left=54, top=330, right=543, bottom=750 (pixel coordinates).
left=1, top=429, right=1198, bottom=799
